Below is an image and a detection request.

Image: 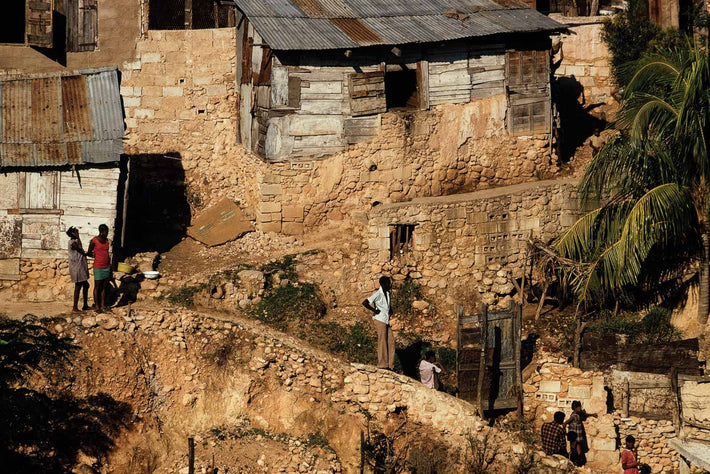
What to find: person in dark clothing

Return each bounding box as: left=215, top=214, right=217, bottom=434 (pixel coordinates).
left=541, top=411, right=568, bottom=456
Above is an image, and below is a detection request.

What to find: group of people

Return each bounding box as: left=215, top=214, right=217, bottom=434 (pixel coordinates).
left=67, top=224, right=112, bottom=313
left=541, top=403, right=640, bottom=473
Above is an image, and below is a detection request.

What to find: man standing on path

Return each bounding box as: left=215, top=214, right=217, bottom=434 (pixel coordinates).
left=363, top=276, right=395, bottom=370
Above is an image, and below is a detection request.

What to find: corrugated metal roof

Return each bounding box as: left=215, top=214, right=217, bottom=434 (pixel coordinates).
left=0, top=67, right=124, bottom=168
left=234, top=0, right=565, bottom=49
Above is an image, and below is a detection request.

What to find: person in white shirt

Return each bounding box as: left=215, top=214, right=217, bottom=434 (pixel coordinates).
left=419, top=350, right=445, bottom=389
left=362, top=276, right=395, bottom=370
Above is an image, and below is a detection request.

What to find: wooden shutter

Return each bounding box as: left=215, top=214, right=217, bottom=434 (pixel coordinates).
left=509, top=96, right=549, bottom=136
left=26, top=0, right=54, bottom=48
left=507, top=50, right=549, bottom=88
left=19, top=171, right=60, bottom=210
left=66, top=0, right=98, bottom=52
left=348, top=72, right=386, bottom=117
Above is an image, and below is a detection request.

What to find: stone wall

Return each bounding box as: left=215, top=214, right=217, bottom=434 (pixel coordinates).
left=550, top=16, right=615, bottom=106
left=364, top=179, right=579, bottom=313
left=258, top=97, right=561, bottom=234
left=523, top=360, right=710, bottom=473
left=119, top=28, right=265, bottom=213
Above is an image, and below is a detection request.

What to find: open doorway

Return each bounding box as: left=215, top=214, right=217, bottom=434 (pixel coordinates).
left=1, top=1, right=26, bottom=44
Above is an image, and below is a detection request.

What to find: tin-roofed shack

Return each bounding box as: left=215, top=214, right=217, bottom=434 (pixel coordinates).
left=0, top=67, right=124, bottom=302
left=233, top=0, right=565, bottom=161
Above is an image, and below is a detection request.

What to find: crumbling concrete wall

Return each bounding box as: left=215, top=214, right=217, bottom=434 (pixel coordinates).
left=525, top=360, right=687, bottom=473
left=259, top=98, right=560, bottom=234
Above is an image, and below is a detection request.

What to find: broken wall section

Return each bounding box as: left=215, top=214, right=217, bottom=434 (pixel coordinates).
left=364, top=180, right=579, bottom=323
left=258, top=98, right=560, bottom=234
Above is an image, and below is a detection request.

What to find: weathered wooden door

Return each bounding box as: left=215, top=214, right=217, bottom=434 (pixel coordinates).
left=457, top=304, right=522, bottom=415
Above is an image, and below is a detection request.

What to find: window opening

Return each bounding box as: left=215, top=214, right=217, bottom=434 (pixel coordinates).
left=385, top=66, right=418, bottom=109
left=0, top=0, right=26, bottom=44
left=149, top=0, right=235, bottom=30
left=20, top=171, right=60, bottom=211
left=390, top=224, right=415, bottom=259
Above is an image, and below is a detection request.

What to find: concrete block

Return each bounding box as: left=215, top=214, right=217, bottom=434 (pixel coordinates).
left=122, top=96, right=141, bottom=108
left=259, top=212, right=280, bottom=223
left=205, top=84, right=227, bottom=96
left=193, top=76, right=213, bottom=85
left=261, top=184, right=283, bottom=196
left=133, top=109, right=155, bottom=119
left=123, top=60, right=142, bottom=70
left=259, top=202, right=281, bottom=213
left=141, top=52, right=162, bottom=63
left=282, top=205, right=304, bottom=221
left=162, top=87, right=183, bottom=97
left=282, top=222, right=304, bottom=235
left=539, top=380, right=561, bottom=393
left=368, top=238, right=389, bottom=250
left=142, top=86, right=163, bottom=97
left=592, top=438, right=616, bottom=451
left=260, top=222, right=282, bottom=233
left=568, top=385, right=591, bottom=399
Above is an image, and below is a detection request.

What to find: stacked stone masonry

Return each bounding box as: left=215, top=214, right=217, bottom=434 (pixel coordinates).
left=525, top=360, right=710, bottom=473
left=365, top=180, right=580, bottom=308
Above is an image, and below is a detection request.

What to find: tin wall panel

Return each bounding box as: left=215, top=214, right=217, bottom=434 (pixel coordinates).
left=81, top=139, right=123, bottom=164
left=2, top=81, right=32, bottom=143
left=31, top=77, right=62, bottom=143
left=0, top=144, right=35, bottom=167
left=86, top=70, right=124, bottom=142
left=35, top=143, right=68, bottom=166
left=66, top=141, right=83, bottom=165
left=61, top=75, right=93, bottom=142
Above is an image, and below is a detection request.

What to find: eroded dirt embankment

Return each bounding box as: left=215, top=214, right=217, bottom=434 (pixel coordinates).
left=15, top=306, right=515, bottom=473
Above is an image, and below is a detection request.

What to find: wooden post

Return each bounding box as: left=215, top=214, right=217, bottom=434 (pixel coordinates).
left=622, top=378, right=629, bottom=418
left=534, top=281, right=549, bottom=321
left=213, top=0, right=219, bottom=28
left=360, top=430, right=365, bottom=474
left=188, top=437, right=195, bottom=474
left=456, top=305, right=463, bottom=382
left=514, top=303, right=524, bottom=418
left=477, top=304, right=488, bottom=419
left=670, top=367, right=682, bottom=435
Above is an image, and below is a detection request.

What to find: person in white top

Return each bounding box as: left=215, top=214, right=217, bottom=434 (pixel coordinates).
left=419, top=350, right=445, bottom=389
left=362, top=276, right=395, bottom=370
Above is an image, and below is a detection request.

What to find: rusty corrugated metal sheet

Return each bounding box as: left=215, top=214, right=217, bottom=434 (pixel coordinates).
left=0, top=67, right=124, bottom=168
left=329, top=18, right=382, bottom=43
left=62, top=75, right=93, bottom=142
left=32, top=77, right=62, bottom=144
left=233, top=0, right=566, bottom=50
left=2, top=80, right=32, bottom=143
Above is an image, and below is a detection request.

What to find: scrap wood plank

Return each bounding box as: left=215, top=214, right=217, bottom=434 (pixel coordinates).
left=187, top=197, right=253, bottom=247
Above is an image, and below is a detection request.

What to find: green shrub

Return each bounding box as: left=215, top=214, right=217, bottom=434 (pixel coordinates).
left=601, top=0, right=661, bottom=85
left=392, top=278, right=423, bottom=314
left=301, top=321, right=377, bottom=365
left=587, top=307, right=679, bottom=344
left=164, top=284, right=208, bottom=306
left=251, top=282, right=326, bottom=330
left=260, top=254, right=298, bottom=282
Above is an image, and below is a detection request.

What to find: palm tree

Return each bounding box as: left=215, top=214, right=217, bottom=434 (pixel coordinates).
left=552, top=44, right=709, bottom=320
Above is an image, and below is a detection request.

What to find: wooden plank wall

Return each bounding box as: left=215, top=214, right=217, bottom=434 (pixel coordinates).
left=238, top=39, right=547, bottom=160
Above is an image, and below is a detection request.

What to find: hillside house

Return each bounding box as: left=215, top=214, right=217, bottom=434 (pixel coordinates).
left=232, top=0, right=565, bottom=161
left=0, top=67, right=124, bottom=299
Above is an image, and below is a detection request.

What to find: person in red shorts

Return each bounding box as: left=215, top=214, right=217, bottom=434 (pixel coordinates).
left=88, top=224, right=111, bottom=312
left=621, top=435, right=639, bottom=474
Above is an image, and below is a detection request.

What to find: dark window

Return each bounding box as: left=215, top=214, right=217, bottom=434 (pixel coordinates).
left=385, top=66, right=418, bottom=109
left=390, top=224, right=415, bottom=259
left=0, top=0, right=26, bottom=44
left=149, top=0, right=235, bottom=30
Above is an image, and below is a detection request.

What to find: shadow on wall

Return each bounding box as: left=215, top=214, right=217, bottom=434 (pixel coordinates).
left=553, top=75, right=607, bottom=161
left=122, top=153, right=192, bottom=255
left=0, top=317, right=133, bottom=472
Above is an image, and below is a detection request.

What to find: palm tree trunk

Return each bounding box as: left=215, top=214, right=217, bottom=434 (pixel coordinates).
left=698, top=233, right=710, bottom=324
